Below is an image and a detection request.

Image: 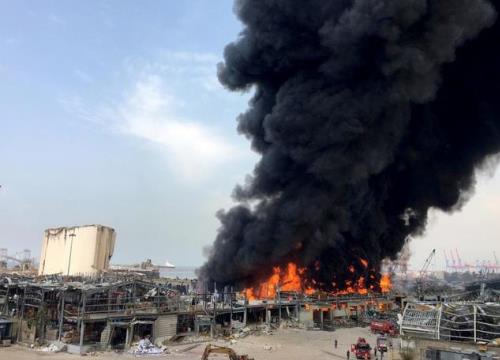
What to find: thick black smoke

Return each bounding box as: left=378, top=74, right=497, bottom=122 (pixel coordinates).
left=199, top=0, right=500, bottom=292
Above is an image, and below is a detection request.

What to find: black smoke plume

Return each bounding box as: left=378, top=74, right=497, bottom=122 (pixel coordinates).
left=199, top=0, right=500, bottom=292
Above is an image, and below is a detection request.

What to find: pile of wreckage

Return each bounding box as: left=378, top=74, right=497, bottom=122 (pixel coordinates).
left=0, top=274, right=194, bottom=354
left=401, top=301, right=500, bottom=344
left=0, top=272, right=402, bottom=355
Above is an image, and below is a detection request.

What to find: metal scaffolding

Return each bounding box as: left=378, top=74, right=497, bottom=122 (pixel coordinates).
left=401, top=302, right=500, bottom=343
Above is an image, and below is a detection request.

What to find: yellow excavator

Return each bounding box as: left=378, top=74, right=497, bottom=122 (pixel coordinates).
left=201, top=344, right=253, bottom=360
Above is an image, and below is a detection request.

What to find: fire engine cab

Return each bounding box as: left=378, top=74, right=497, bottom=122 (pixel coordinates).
left=351, top=337, right=371, bottom=360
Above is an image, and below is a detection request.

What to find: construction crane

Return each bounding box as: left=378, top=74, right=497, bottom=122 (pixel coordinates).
left=416, top=249, right=436, bottom=298
left=419, top=249, right=436, bottom=277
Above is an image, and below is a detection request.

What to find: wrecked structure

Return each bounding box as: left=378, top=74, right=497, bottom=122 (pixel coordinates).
left=401, top=301, right=500, bottom=360
left=0, top=316, right=13, bottom=346
left=0, top=273, right=396, bottom=354
left=2, top=268, right=498, bottom=357
left=0, top=276, right=184, bottom=353
left=38, top=225, right=116, bottom=276
left=401, top=302, right=500, bottom=343
left=0, top=249, right=35, bottom=273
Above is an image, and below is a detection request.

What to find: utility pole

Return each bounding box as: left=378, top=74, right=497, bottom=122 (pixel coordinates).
left=67, top=231, right=76, bottom=276
left=229, top=286, right=233, bottom=329
left=58, top=291, right=65, bottom=341
left=277, top=285, right=281, bottom=327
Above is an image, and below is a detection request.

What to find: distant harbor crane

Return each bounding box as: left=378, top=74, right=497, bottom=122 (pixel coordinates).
left=416, top=249, right=436, bottom=297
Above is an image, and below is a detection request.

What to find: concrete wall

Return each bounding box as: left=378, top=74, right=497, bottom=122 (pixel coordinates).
left=38, top=225, right=115, bottom=276
left=299, top=308, right=314, bottom=322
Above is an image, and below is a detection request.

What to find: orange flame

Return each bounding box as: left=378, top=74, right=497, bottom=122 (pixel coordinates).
left=243, top=262, right=392, bottom=300
left=380, top=273, right=392, bottom=293
left=244, top=263, right=306, bottom=300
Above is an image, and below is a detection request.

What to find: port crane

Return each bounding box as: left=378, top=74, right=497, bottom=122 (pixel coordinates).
left=416, top=249, right=436, bottom=297
left=0, top=250, right=33, bottom=271
left=444, top=248, right=499, bottom=273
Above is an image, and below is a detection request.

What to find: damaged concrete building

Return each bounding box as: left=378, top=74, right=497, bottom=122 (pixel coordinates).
left=400, top=301, right=500, bottom=360
left=0, top=274, right=397, bottom=354
left=0, top=276, right=184, bottom=353
left=38, top=225, right=115, bottom=276
left=0, top=221, right=416, bottom=354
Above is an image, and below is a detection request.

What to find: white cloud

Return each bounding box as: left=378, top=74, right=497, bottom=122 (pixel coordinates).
left=61, top=50, right=251, bottom=183
left=113, top=75, right=235, bottom=181
left=60, top=95, right=105, bottom=125
left=62, top=74, right=240, bottom=183
left=160, top=51, right=219, bottom=63
left=122, top=51, right=225, bottom=94
left=74, top=69, right=94, bottom=84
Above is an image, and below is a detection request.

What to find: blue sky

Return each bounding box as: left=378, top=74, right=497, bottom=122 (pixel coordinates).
left=0, top=0, right=498, bottom=269
left=0, top=0, right=256, bottom=266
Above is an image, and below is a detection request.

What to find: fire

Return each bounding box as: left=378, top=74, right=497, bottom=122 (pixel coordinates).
left=243, top=261, right=392, bottom=300
left=244, top=263, right=307, bottom=300
left=379, top=273, right=392, bottom=293
left=335, top=276, right=369, bottom=295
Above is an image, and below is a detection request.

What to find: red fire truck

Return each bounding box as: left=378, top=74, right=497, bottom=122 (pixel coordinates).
left=370, top=320, right=396, bottom=336
left=351, top=337, right=371, bottom=359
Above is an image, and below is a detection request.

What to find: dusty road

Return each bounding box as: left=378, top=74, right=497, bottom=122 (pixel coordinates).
left=0, top=326, right=399, bottom=360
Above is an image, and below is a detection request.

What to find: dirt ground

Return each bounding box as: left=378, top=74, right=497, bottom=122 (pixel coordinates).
left=0, top=326, right=400, bottom=360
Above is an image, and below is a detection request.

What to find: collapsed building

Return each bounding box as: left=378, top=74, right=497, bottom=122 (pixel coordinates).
left=401, top=302, right=500, bottom=343
left=0, top=276, right=190, bottom=353
left=0, top=273, right=396, bottom=354
left=5, top=225, right=498, bottom=358
left=3, top=225, right=498, bottom=360
left=401, top=301, right=500, bottom=360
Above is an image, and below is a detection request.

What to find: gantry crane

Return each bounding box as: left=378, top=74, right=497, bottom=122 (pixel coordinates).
left=1, top=255, right=33, bottom=271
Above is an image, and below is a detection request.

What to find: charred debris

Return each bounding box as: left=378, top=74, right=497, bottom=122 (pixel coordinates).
left=0, top=270, right=499, bottom=354
left=0, top=272, right=395, bottom=353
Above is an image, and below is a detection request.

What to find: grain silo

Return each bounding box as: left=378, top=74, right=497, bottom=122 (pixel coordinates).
left=38, top=224, right=115, bottom=276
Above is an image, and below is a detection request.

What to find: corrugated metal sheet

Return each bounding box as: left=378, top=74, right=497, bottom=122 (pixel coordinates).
left=154, top=315, right=177, bottom=343
left=100, top=324, right=111, bottom=345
